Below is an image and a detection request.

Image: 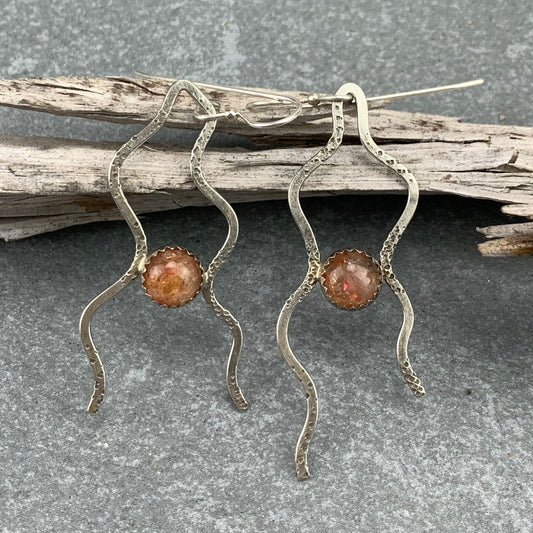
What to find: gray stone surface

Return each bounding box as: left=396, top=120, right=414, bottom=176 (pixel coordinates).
left=0, top=1, right=531, bottom=532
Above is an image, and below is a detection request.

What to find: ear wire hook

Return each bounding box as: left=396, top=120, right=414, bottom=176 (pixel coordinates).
left=246, top=79, right=484, bottom=126
left=134, top=71, right=302, bottom=129
left=297, top=78, right=484, bottom=108
left=194, top=82, right=302, bottom=129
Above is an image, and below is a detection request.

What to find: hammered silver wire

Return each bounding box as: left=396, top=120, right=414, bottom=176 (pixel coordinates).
left=341, top=82, right=425, bottom=398
left=276, top=101, right=345, bottom=480
left=189, top=97, right=248, bottom=411
left=79, top=80, right=247, bottom=414
left=277, top=82, right=424, bottom=480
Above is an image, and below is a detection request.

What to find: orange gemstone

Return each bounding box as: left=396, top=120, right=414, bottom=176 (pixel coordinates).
left=142, top=246, right=203, bottom=307
left=321, top=249, right=381, bottom=310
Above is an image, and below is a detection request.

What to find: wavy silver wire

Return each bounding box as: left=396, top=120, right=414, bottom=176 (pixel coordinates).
left=278, top=83, right=425, bottom=479
left=276, top=100, right=345, bottom=480
left=188, top=91, right=248, bottom=411
left=339, top=82, right=425, bottom=397
left=80, top=80, right=246, bottom=413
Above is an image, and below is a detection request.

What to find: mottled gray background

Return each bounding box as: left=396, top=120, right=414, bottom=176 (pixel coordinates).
left=0, top=1, right=531, bottom=532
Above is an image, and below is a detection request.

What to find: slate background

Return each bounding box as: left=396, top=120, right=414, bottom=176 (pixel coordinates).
left=0, top=1, right=531, bottom=532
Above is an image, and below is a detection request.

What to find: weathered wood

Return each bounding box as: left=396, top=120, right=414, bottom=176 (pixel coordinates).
left=0, top=76, right=344, bottom=140
left=0, top=133, right=532, bottom=251
left=0, top=76, right=532, bottom=255
left=0, top=76, right=532, bottom=147
left=477, top=222, right=533, bottom=238
left=501, top=204, right=533, bottom=219
left=478, top=236, right=533, bottom=257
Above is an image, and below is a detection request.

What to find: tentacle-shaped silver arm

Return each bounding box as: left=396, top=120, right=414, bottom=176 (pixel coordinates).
left=337, top=82, right=425, bottom=396
left=187, top=89, right=248, bottom=411
left=276, top=260, right=321, bottom=481
left=80, top=80, right=224, bottom=413
left=276, top=101, right=345, bottom=479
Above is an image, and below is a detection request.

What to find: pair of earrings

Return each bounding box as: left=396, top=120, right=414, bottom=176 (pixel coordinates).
left=80, top=78, right=425, bottom=480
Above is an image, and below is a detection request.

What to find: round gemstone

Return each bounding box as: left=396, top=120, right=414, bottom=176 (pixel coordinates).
left=142, top=246, right=203, bottom=307
left=320, top=249, right=381, bottom=310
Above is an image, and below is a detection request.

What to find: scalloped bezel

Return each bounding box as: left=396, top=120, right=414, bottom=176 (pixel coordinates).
left=320, top=248, right=382, bottom=310
left=141, top=245, right=203, bottom=308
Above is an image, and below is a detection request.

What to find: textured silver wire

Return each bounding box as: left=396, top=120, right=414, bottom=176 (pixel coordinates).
left=80, top=80, right=247, bottom=414
left=277, top=82, right=424, bottom=480
left=340, top=82, right=425, bottom=397
left=276, top=100, right=345, bottom=480
left=190, top=106, right=248, bottom=412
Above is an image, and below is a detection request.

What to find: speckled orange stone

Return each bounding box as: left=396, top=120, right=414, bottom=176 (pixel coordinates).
left=142, top=247, right=203, bottom=307
left=321, top=249, right=381, bottom=310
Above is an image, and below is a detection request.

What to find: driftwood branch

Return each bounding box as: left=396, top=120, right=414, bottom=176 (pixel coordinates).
left=0, top=76, right=532, bottom=256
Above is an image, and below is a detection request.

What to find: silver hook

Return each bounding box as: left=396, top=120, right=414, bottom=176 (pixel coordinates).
left=194, top=82, right=302, bottom=128
left=134, top=71, right=302, bottom=129
left=296, top=78, right=484, bottom=108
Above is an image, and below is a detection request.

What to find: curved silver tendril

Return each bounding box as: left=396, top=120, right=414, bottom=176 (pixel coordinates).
left=276, top=101, right=345, bottom=479
left=80, top=80, right=246, bottom=413
left=337, top=82, right=425, bottom=397
left=189, top=90, right=248, bottom=411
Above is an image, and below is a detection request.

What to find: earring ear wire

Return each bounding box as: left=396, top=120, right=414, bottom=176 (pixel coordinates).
left=194, top=82, right=303, bottom=128
left=133, top=71, right=303, bottom=128
left=300, top=78, right=484, bottom=109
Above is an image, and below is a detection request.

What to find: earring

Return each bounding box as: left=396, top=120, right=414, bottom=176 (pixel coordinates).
left=277, top=82, right=425, bottom=480
left=80, top=79, right=301, bottom=415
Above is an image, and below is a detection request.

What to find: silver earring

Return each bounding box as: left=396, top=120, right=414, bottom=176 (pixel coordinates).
left=277, top=82, right=425, bottom=480
left=80, top=79, right=302, bottom=414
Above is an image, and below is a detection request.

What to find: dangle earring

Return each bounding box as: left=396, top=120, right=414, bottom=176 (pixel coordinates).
left=80, top=78, right=301, bottom=414
left=277, top=82, right=425, bottom=480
